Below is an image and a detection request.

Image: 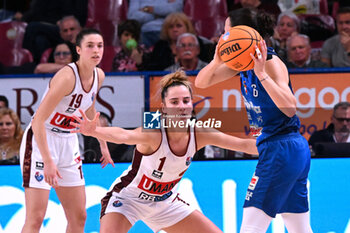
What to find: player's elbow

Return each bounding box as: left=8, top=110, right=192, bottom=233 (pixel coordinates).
left=194, top=77, right=209, bottom=89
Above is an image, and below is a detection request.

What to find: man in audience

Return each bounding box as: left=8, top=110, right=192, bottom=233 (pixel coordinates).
left=165, top=33, right=208, bottom=72
left=321, top=7, right=350, bottom=67
left=58, top=15, right=82, bottom=44
left=286, top=34, right=328, bottom=68
left=309, top=102, right=350, bottom=154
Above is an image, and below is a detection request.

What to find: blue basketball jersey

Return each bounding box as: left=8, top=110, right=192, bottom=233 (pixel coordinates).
left=239, top=47, right=300, bottom=145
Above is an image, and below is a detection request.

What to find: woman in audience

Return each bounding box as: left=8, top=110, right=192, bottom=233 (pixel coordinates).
left=112, top=20, right=150, bottom=72
left=34, top=41, right=78, bottom=74
left=0, top=108, right=23, bottom=164
left=144, top=12, right=214, bottom=71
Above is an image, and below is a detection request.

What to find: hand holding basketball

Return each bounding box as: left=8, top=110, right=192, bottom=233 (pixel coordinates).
left=218, top=25, right=262, bottom=71
left=250, top=40, right=267, bottom=76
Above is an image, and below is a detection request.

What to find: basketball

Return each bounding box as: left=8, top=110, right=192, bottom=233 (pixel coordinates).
left=218, top=25, right=262, bottom=71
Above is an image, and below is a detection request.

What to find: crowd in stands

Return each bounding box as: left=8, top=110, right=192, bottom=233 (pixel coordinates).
left=1, top=0, right=350, bottom=163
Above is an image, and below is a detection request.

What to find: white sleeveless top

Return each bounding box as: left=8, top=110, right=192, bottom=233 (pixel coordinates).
left=110, top=127, right=197, bottom=202
left=42, top=63, right=99, bottom=134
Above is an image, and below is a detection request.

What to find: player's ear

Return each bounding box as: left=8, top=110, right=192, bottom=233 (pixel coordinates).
left=160, top=102, right=166, bottom=115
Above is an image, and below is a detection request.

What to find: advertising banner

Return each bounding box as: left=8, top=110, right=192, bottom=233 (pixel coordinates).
left=149, top=73, right=350, bottom=139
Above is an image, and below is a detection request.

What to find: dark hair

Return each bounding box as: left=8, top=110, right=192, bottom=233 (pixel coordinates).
left=160, top=69, right=193, bottom=101
left=48, top=41, right=78, bottom=63
left=228, top=8, right=275, bottom=40
left=76, top=28, right=102, bottom=47
left=333, top=102, right=350, bottom=112
left=118, top=20, right=141, bottom=42
left=337, top=7, right=350, bottom=16
left=0, top=95, right=9, bottom=108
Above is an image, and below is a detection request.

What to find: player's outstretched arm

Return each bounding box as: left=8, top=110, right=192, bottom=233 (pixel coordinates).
left=195, top=44, right=239, bottom=88
left=196, top=127, right=258, bottom=155
left=251, top=40, right=297, bottom=117
left=71, top=109, right=151, bottom=146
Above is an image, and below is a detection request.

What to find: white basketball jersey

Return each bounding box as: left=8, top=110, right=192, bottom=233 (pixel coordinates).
left=111, top=127, right=197, bottom=202
left=42, top=63, right=99, bottom=134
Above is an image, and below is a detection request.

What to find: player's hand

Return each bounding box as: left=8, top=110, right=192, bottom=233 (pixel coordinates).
left=100, top=146, right=115, bottom=168
left=44, top=159, right=62, bottom=188
left=212, top=43, right=224, bottom=65
left=70, top=109, right=99, bottom=136
left=250, top=40, right=267, bottom=77
left=340, top=31, right=350, bottom=51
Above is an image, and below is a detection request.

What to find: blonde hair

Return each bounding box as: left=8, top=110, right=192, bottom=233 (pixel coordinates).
left=0, top=108, right=23, bottom=151
left=160, top=69, right=193, bottom=101
left=160, top=12, right=195, bottom=41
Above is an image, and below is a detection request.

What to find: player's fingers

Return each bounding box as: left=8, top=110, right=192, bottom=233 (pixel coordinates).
left=71, top=114, right=82, bottom=122
left=57, top=170, right=63, bottom=179
left=79, top=109, right=87, bottom=119
left=93, top=112, right=100, bottom=122
left=70, top=121, right=79, bottom=128
left=255, top=47, right=262, bottom=59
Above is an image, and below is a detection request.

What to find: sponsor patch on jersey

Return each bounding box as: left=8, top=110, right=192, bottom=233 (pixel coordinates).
left=35, top=162, right=44, bottom=170
left=65, top=107, right=76, bottom=113
left=248, top=174, right=259, bottom=190
left=138, top=175, right=181, bottom=195
left=152, top=170, right=163, bottom=179
left=138, top=191, right=172, bottom=202
left=112, top=200, right=123, bottom=207
left=185, top=157, right=192, bottom=166
left=245, top=191, right=253, bottom=201
left=91, top=92, right=95, bottom=102
left=35, top=172, right=44, bottom=182
left=50, top=112, right=76, bottom=129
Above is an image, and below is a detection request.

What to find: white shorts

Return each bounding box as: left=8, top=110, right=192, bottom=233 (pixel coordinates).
left=19, top=126, right=84, bottom=190
left=101, top=190, right=195, bottom=232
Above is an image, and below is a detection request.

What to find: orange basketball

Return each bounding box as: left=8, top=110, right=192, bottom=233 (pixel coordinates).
left=218, top=25, right=262, bottom=71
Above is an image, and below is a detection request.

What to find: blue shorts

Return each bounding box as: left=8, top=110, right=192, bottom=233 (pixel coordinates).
left=243, top=132, right=311, bottom=217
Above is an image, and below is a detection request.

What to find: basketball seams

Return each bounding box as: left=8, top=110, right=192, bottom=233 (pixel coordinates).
left=218, top=25, right=261, bottom=71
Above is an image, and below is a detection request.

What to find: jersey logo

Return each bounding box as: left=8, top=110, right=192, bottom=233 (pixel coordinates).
left=35, top=172, right=43, bottom=182
left=138, top=191, right=172, bottom=202
left=250, top=125, right=262, bottom=137
left=112, top=200, right=123, bottom=207
left=138, top=175, right=181, bottom=195
left=50, top=112, right=77, bottom=129
left=248, top=174, right=259, bottom=190
left=152, top=170, right=163, bottom=179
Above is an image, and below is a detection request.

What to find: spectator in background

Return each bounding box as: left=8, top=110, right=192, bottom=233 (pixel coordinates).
left=0, top=0, right=30, bottom=21
left=0, top=108, right=23, bottom=164
left=321, top=7, right=350, bottom=67
left=17, top=0, right=86, bottom=63
left=0, top=96, right=9, bottom=109
left=286, top=34, right=328, bottom=68
left=165, top=33, right=208, bottom=72
left=34, top=41, right=78, bottom=74
left=112, top=20, right=150, bottom=72
left=144, top=12, right=214, bottom=71
left=227, top=0, right=281, bottom=20
left=127, top=0, right=183, bottom=48
left=309, top=102, right=350, bottom=153
left=58, top=15, right=82, bottom=44
left=270, top=11, right=300, bottom=63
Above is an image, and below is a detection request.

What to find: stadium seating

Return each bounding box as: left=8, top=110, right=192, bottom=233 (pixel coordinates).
left=183, top=0, right=228, bottom=20
left=0, top=21, right=33, bottom=66
left=85, top=0, right=128, bottom=46
left=193, top=17, right=225, bottom=40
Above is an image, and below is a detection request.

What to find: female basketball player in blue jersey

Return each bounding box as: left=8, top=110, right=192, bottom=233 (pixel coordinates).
left=196, top=8, right=313, bottom=233
left=20, top=29, right=114, bottom=233
left=71, top=70, right=258, bottom=233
